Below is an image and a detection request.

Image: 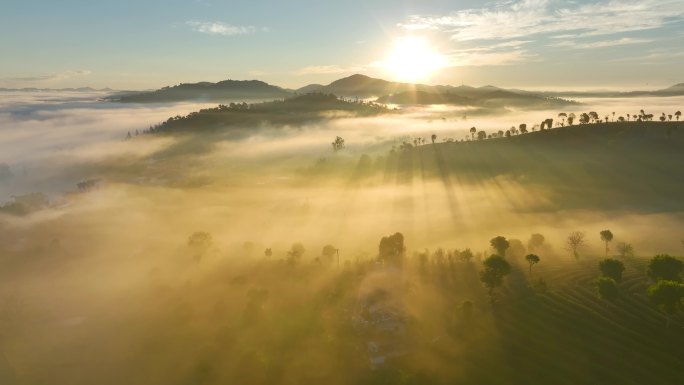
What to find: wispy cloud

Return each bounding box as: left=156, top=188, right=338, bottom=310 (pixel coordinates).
left=186, top=21, right=261, bottom=36
left=401, top=0, right=684, bottom=42
left=551, top=37, right=653, bottom=49
left=3, top=70, right=92, bottom=83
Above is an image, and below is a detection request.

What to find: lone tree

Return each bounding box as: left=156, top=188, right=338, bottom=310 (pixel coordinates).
left=600, top=230, right=613, bottom=256
left=331, top=136, right=345, bottom=152
left=566, top=231, right=586, bottom=259
left=322, top=244, right=337, bottom=264
left=616, top=242, right=634, bottom=258
left=675, top=111, right=681, bottom=121
left=648, top=280, right=684, bottom=327
left=479, top=255, right=512, bottom=302
left=647, top=254, right=684, bottom=282
left=470, top=126, right=477, bottom=139
left=379, top=232, right=406, bottom=267
left=188, top=231, right=213, bottom=263
left=595, top=277, right=620, bottom=301
left=525, top=254, right=540, bottom=274
left=599, top=258, right=626, bottom=282
left=527, top=233, right=545, bottom=253
left=287, top=243, right=306, bottom=265
left=490, top=236, right=510, bottom=257
left=431, top=134, right=437, bottom=144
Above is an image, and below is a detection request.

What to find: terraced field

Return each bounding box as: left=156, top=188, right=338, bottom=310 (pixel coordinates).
left=435, top=256, right=684, bottom=385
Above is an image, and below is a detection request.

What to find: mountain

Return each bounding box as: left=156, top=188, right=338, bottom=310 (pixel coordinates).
left=108, top=79, right=291, bottom=103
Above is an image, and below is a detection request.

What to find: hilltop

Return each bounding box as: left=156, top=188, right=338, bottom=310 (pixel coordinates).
left=148, top=92, right=389, bottom=134
left=400, top=121, right=684, bottom=212
left=108, top=79, right=290, bottom=103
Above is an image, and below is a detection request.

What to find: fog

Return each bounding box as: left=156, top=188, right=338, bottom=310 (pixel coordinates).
left=1, top=91, right=683, bottom=384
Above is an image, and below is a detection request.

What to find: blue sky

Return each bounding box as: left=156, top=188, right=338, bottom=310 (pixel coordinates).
left=1, top=0, right=683, bottom=89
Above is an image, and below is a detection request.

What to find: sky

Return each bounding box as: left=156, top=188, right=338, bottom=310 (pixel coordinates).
left=1, top=0, right=683, bottom=90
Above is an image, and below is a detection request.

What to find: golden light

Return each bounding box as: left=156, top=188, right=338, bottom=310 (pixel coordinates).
left=383, top=37, right=447, bottom=83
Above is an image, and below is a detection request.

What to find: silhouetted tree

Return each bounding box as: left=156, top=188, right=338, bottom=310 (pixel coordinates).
left=331, top=136, right=345, bottom=152
left=470, top=126, right=477, bottom=139
left=660, top=113, right=666, bottom=122
left=588, top=111, right=599, bottom=122
left=431, top=134, right=437, bottom=144
left=287, top=243, right=306, bottom=265
left=264, top=248, right=273, bottom=258
left=648, top=280, right=684, bottom=327
left=600, top=230, right=613, bottom=257
left=566, top=231, right=586, bottom=258
left=616, top=242, right=634, bottom=258
left=459, top=248, right=474, bottom=263
left=525, top=254, right=540, bottom=274
left=379, top=232, right=405, bottom=267
left=596, top=276, right=619, bottom=301
left=527, top=233, right=545, bottom=253
left=188, top=231, right=213, bottom=263
left=477, top=130, right=487, bottom=140
left=599, top=258, right=625, bottom=282
left=490, top=236, right=510, bottom=257
left=558, top=112, right=567, bottom=126
left=647, top=255, right=683, bottom=282
left=568, top=112, right=576, bottom=125
left=519, top=123, right=527, bottom=133
left=479, top=254, right=512, bottom=302
left=675, top=111, right=681, bottom=121
left=579, top=113, right=590, bottom=124
left=322, top=244, right=337, bottom=264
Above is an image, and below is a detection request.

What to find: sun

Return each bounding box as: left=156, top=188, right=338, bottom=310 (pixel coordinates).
left=383, top=37, right=447, bottom=83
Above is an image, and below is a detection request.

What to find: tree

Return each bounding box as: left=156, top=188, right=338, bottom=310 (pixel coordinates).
left=322, top=244, right=337, bottom=264
left=595, top=277, right=619, bottom=301
left=188, top=231, right=213, bottom=263
left=477, top=130, right=487, bottom=140
left=490, top=236, right=510, bottom=257
left=431, top=134, right=437, bottom=144
left=600, top=230, right=613, bottom=256
left=579, top=113, right=590, bottom=124
left=647, top=254, right=684, bottom=282
left=479, top=255, right=512, bottom=302
left=525, top=254, right=540, bottom=274
left=287, top=243, right=306, bottom=265
left=379, top=232, right=405, bottom=267
left=599, top=258, right=625, bottom=282
left=264, top=248, right=273, bottom=258
left=566, top=231, right=586, bottom=258
left=675, top=111, right=681, bottom=121
left=616, top=242, right=634, bottom=258
left=519, top=123, right=527, bottom=133
left=558, top=112, right=567, bottom=126
left=648, top=280, right=684, bottom=327
left=331, top=136, right=345, bottom=152
left=459, top=248, right=474, bottom=263
left=568, top=113, right=576, bottom=125
left=527, top=233, right=545, bottom=253
left=470, top=126, right=477, bottom=139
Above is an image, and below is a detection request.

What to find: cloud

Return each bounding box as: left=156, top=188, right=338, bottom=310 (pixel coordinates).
left=551, top=37, right=653, bottom=49
left=5, top=70, right=92, bottom=83
left=186, top=21, right=259, bottom=36
left=401, top=0, right=684, bottom=42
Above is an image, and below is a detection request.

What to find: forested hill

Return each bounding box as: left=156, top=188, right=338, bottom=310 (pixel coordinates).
left=108, top=79, right=290, bottom=103
left=406, top=121, right=684, bottom=212
left=148, top=93, right=389, bottom=133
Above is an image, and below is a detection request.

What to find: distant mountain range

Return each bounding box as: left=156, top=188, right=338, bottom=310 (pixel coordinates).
left=7, top=75, right=683, bottom=106
left=0, top=87, right=113, bottom=92
left=106, top=80, right=290, bottom=102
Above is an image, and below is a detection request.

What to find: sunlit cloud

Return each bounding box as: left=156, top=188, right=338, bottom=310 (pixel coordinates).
left=186, top=21, right=259, bottom=36
left=401, top=0, right=684, bottom=42
left=551, top=37, right=654, bottom=49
